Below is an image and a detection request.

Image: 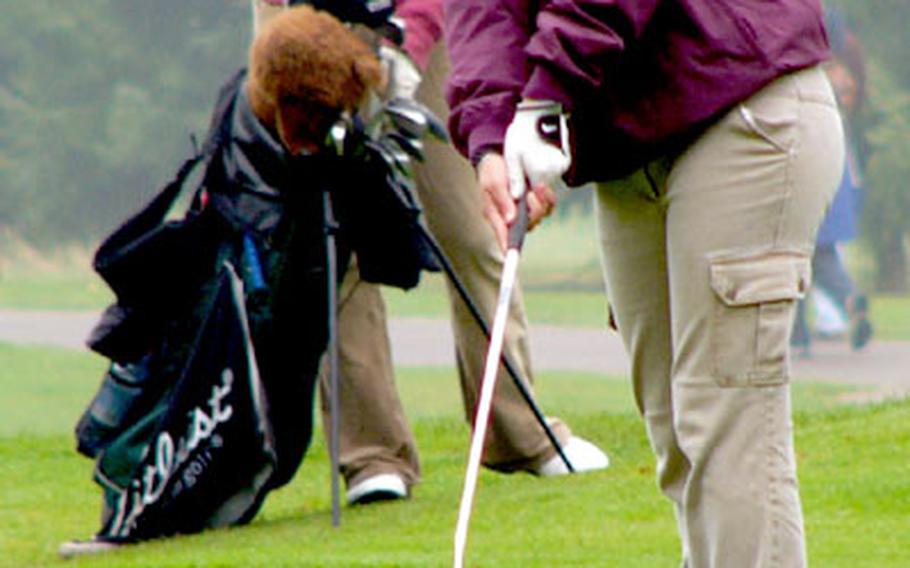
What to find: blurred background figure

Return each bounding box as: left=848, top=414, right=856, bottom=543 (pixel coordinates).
left=791, top=7, right=874, bottom=357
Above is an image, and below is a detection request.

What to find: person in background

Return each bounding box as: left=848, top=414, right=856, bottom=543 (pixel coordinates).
left=252, top=0, right=609, bottom=506
left=791, top=7, right=873, bottom=356
left=444, top=1, right=843, bottom=565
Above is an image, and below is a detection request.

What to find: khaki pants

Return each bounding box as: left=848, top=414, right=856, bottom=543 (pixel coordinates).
left=316, top=259, right=421, bottom=487
left=595, top=66, right=843, bottom=567
left=317, top=44, right=572, bottom=489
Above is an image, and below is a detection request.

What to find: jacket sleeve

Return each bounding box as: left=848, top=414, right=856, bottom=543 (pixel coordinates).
left=444, top=0, right=534, bottom=163
left=396, top=0, right=444, bottom=71
left=445, top=0, right=661, bottom=162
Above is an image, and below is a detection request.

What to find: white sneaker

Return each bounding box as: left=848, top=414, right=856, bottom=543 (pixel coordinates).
left=534, top=436, right=610, bottom=477
left=346, top=473, right=408, bottom=505
left=58, top=537, right=123, bottom=558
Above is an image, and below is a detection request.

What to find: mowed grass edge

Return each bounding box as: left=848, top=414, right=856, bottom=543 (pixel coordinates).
left=3, top=216, right=909, bottom=340
left=2, top=271, right=909, bottom=341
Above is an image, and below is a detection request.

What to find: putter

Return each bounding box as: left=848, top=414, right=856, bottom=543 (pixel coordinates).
left=453, top=181, right=531, bottom=568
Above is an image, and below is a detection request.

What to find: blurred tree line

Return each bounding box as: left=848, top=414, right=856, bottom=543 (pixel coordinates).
left=830, top=0, right=910, bottom=292
left=1, top=1, right=908, bottom=291
left=0, top=1, right=248, bottom=245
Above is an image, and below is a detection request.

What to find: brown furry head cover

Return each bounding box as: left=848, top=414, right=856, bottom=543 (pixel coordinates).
left=247, top=5, right=384, bottom=155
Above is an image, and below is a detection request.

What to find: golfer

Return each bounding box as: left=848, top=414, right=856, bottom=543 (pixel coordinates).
left=444, top=1, right=843, bottom=566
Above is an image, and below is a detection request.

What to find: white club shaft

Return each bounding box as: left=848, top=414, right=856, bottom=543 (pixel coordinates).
left=453, top=249, right=521, bottom=568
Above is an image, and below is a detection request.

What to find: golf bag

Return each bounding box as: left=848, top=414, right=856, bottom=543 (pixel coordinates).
left=93, top=263, right=275, bottom=540
left=74, top=68, right=436, bottom=541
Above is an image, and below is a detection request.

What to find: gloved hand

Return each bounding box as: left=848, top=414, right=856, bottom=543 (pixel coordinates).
left=503, top=100, right=571, bottom=199
left=379, top=44, right=422, bottom=101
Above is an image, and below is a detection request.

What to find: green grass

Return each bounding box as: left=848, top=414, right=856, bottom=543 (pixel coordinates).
left=382, top=273, right=613, bottom=328
left=0, top=344, right=109, bottom=437
left=1, top=344, right=908, bottom=567
left=0, top=344, right=866, bottom=439
left=868, top=295, right=910, bottom=341
left=0, top=272, right=112, bottom=310
left=5, top=269, right=902, bottom=341
left=0, top=244, right=113, bottom=309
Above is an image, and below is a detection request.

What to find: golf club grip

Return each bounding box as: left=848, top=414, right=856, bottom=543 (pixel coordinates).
left=507, top=192, right=529, bottom=250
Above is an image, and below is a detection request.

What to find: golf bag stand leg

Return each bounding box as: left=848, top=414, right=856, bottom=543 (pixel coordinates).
left=415, top=223, right=573, bottom=473
left=323, top=188, right=343, bottom=527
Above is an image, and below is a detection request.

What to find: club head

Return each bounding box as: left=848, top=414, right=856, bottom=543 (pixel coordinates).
left=378, top=17, right=405, bottom=46
left=386, top=104, right=428, bottom=139
left=329, top=113, right=350, bottom=156
left=386, top=131, right=425, bottom=161
left=385, top=98, right=450, bottom=143
left=369, top=139, right=413, bottom=175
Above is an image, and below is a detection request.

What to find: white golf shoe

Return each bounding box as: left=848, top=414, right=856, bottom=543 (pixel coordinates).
left=534, top=436, right=610, bottom=477
left=346, top=473, right=409, bottom=505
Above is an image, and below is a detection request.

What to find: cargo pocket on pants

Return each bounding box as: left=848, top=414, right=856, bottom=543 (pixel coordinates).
left=709, top=250, right=810, bottom=386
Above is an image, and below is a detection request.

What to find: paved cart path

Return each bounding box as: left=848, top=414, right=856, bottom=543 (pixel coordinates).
left=1, top=309, right=908, bottom=396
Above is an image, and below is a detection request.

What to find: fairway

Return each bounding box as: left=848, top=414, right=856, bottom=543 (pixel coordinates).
left=4, top=1, right=910, bottom=565
left=1, top=344, right=908, bottom=567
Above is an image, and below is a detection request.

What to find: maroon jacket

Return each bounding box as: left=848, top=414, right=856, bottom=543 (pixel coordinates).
left=444, top=0, right=830, bottom=182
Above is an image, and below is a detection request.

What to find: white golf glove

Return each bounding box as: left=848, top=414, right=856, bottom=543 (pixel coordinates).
left=379, top=44, right=422, bottom=101
left=503, top=100, right=571, bottom=199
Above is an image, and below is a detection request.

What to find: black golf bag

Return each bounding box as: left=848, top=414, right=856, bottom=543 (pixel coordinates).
left=74, top=68, right=436, bottom=541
